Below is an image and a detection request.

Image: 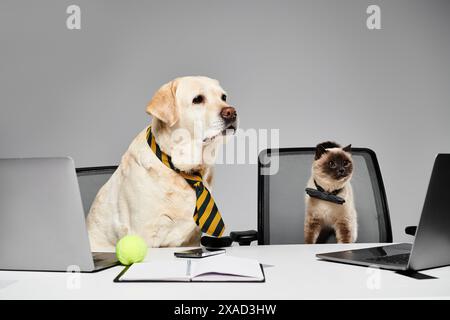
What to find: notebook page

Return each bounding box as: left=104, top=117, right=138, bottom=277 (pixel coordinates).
left=191, top=255, right=263, bottom=281
left=120, top=260, right=190, bottom=281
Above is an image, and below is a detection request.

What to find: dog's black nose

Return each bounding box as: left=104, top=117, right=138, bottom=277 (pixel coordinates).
left=220, top=107, right=237, bottom=122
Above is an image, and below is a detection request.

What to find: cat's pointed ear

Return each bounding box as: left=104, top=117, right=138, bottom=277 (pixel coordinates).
left=315, top=145, right=328, bottom=160
left=343, top=144, right=352, bottom=153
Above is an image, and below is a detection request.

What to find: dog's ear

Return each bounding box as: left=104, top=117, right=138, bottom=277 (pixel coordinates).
left=146, top=80, right=179, bottom=127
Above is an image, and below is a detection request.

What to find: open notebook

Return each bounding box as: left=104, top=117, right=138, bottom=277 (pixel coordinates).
left=114, top=255, right=265, bottom=283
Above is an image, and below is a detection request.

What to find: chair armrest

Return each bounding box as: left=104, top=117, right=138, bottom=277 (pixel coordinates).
left=405, top=226, right=417, bottom=236
left=230, top=230, right=258, bottom=246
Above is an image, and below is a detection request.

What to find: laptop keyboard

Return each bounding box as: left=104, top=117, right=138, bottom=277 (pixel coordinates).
left=367, top=253, right=410, bottom=265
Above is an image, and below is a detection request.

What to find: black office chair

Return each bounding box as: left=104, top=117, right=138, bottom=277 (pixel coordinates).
left=76, top=165, right=257, bottom=246
left=76, top=166, right=118, bottom=216
left=255, top=147, right=393, bottom=245
left=76, top=166, right=259, bottom=248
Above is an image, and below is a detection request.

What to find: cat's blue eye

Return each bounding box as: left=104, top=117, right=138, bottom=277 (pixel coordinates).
left=329, top=161, right=336, bottom=168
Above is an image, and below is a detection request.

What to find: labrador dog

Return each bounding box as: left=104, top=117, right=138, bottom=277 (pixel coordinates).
left=86, top=76, right=238, bottom=251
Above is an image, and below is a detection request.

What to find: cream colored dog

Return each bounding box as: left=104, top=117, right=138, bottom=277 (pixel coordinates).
left=86, top=76, right=238, bottom=251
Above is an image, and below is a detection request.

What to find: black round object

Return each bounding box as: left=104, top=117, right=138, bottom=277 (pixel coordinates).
left=201, top=236, right=233, bottom=248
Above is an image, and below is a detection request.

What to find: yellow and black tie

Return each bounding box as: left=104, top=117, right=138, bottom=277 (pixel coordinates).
left=146, top=127, right=225, bottom=237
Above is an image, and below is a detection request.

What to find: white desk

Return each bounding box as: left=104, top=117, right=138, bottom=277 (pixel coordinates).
left=1, top=243, right=449, bottom=299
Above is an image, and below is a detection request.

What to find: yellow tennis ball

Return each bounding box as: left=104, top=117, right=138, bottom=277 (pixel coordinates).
left=116, top=235, right=148, bottom=266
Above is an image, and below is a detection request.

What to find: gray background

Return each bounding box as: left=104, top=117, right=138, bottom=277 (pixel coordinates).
left=1, top=0, right=449, bottom=242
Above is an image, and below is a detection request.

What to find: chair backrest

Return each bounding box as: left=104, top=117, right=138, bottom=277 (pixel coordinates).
left=76, top=166, right=117, bottom=216
left=258, top=148, right=392, bottom=245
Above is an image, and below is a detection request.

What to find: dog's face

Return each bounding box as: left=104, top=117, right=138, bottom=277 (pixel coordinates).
left=146, top=76, right=238, bottom=170
left=176, top=76, right=238, bottom=143
left=147, top=76, right=237, bottom=141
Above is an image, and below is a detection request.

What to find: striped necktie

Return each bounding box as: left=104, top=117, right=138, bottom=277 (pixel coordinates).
left=146, top=127, right=225, bottom=237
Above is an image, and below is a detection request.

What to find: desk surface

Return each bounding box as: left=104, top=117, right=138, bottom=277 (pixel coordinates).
left=1, top=243, right=449, bottom=299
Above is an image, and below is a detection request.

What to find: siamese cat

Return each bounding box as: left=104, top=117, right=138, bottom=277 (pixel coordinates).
left=304, top=141, right=357, bottom=244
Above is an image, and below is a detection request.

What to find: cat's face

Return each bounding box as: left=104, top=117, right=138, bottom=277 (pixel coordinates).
left=314, top=143, right=353, bottom=182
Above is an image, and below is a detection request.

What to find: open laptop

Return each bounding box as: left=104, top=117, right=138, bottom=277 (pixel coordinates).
left=0, top=157, right=118, bottom=272
left=317, top=154, right=450, bottom=271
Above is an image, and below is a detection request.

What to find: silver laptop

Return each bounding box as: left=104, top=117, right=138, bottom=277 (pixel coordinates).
left=0, top=157, right=118, bottom=272
left=317, top=154, right=450, bottom=271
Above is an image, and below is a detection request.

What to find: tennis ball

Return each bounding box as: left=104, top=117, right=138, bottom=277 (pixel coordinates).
left=116, top=235, right=148, bottom=266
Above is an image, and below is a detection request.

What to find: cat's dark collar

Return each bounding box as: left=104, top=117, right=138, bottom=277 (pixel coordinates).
left=305, top=180, right=346, bottom=205
left=314, top=180, right=343, bottom=196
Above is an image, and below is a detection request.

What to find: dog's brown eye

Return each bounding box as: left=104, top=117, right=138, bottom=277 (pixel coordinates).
left=221, top=94, right=227, bottom=102
left=192, top=95, right=204, bottom=104
left=329, top=161, right=336, bottom=168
